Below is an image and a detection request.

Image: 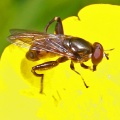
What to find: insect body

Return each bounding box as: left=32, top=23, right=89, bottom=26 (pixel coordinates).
left=8, top=17, right=110, bottom=93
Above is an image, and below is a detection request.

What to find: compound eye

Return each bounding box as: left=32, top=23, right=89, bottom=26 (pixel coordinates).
left=26, top=50, right=39, bottom=61
left=92, top=42, right=103, bottom=66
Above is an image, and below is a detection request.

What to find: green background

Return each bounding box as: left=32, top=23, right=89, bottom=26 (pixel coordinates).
left=0, top=0, right=120, bottom=56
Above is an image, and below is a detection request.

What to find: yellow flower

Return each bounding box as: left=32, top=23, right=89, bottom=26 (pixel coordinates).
left=1, top=4, right=120, bottom=120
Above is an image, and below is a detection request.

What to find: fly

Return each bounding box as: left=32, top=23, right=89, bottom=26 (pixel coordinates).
left=8, top=17, right=113, bottom=93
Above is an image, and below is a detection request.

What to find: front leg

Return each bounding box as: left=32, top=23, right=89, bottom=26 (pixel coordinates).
left=80, top=63, right=96, bottom=71
left=81, top=63, right=91, bottom=70
left=31, top=56, right=68, bottom=93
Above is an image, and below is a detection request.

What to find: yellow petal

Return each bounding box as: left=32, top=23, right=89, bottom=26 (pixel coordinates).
left=1, top=4, right=120, bottom=120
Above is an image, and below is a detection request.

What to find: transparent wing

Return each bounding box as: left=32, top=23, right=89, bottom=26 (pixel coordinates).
left=8, top=29, right=75, bottom=58
left=9, top=29, right=40, bottom=34
left=7, top=29, right=47, bottom=49
left=31, top=34, right=75, bottom=58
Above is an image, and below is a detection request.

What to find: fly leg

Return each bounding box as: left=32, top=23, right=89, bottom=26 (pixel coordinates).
left=44, top=17, right=64, bottom=34
left=81, top=63, right=92, bottom=70
left=32, top=56, right=68, bottom=93
left=70, top=61, right=89, bottom=88
left=80, top=63, right=96, bottom=71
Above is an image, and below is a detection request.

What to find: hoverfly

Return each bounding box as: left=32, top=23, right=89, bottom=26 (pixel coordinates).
left=8, top=17, right=111, bottom=93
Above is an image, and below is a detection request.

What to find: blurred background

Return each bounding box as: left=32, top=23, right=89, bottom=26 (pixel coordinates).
left=0, top=0, right=120, bottom=56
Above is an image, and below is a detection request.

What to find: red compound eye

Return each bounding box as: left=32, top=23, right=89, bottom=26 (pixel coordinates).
left=92, top=42, right=103, bottom=66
